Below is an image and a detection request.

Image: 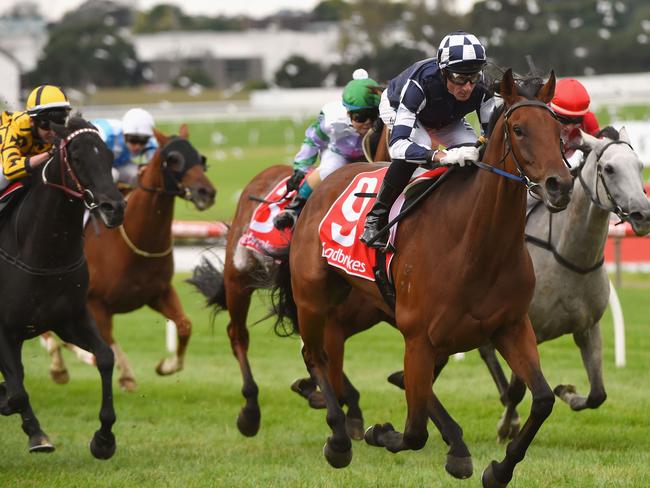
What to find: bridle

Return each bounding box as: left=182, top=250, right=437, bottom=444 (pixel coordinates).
left=474, top=99, right=561, bottom=194
left=524, top=139, right=636, bottom=274
left=42, top=127, right=102, bottom=210
left=576, top=139, right=636, bottom=224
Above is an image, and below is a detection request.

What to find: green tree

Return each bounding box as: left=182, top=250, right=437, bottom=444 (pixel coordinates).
left=26, top=18, right=141, bottom=88
left=275, top=56, right=326, bottom=88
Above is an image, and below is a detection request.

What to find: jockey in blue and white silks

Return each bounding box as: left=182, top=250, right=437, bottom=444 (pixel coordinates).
left=360, top=31, right=496, bottom=249
left=92, top=108, right=158, bottom=187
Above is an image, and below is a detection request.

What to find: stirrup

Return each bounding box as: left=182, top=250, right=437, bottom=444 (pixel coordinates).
left=360, top=222, right=388, bottom=249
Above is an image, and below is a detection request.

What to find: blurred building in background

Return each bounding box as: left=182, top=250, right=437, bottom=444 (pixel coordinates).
left=134, top=24, right=340, bottom=89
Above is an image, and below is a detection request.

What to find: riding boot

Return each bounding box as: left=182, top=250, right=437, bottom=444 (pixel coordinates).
left=273, top=195, right=308, bottom=230
left=360, top=159, right=416, bottom=249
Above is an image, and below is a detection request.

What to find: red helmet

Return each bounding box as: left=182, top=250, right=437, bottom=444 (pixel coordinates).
left=550, top=78, right=590, bottom=116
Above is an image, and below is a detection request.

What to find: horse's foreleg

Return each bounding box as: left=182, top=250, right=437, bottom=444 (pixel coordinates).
left=478, top=344, right=523, bottom=442
left=224, top=280, right=260, bottom=437
left=483, top=318, right=554, bottom=488
left=365, top=335, right=433, bottom=455
left=148, top=286, right=191, bottom=377
left=56, top=311, right=117, bottom=460
left=555, top=322, right=607, bottom=411
left=0, top=334, right=54, bottom=453
left=89, top=301, right=135, bottom=392
left=40, top=332, right=70, bottom=384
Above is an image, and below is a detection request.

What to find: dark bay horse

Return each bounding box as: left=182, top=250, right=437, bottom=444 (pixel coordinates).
left=44, top=125, right=215, bottom=391
left=272, top=70, right=573, bottom=486
left=479, top=126, right=650, bottom=441
left=189, top=164, right=391, bottom=438
left=0, top=117, right=125, bottom=455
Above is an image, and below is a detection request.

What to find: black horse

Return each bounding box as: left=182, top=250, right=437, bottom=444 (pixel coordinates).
left=0, top=116, right=125, bottom=457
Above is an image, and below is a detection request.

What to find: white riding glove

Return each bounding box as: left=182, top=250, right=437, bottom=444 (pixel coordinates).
left=439, top=146, right=480, bottom=167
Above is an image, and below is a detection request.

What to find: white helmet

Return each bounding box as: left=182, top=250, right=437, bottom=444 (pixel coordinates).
left=122, top=108, right=155, bottom=136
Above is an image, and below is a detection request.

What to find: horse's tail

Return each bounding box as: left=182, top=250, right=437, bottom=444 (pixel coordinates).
left=186, top=257, right=227, bottom=313
left=268, top=246, right=299, bottom=337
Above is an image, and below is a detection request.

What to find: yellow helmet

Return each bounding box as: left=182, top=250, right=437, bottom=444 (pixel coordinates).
left=25, top=85, right=71, bottom=116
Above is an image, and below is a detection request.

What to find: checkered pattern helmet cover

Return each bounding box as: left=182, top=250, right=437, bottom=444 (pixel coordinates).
left=437, top=31, right=486, bottom=73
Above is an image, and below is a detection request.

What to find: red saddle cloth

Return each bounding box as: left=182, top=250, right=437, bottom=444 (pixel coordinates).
left=0, top=181, right=24, bottom=202
left=319, top=166, right=447, bottom=281
left=238, top=176, right=295, bottom=255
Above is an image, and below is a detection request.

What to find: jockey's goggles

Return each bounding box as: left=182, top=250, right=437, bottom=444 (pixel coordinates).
left=34, top=109, right=69, bottom=130
left=556, top=113, right=584, bottom=125
left=445, top=70, right=482, bottom=86
left=350, top=108, right=379, bottom=123
left=125, top=135, right=150, bottom=145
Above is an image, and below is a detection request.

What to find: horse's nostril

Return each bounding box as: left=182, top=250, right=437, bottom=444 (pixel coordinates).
left=545, top=176, right=559, bottom=193
left=630, top=211, right=644, bottom=222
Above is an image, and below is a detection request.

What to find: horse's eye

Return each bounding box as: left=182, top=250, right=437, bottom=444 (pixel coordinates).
left=513, top=126, right=523, bottom=136
left=603, top=164, right=615, bottom=175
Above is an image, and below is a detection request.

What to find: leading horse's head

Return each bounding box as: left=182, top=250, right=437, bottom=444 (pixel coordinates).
left=146, top=125, right=216, bottom=210
left=50, top=117, right=126, bottom=227
left=498, top=69, right=573, bottom=212
left=581, top=127, right=650, bottom=235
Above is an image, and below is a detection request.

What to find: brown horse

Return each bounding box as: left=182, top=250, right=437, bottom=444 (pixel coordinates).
left=271, top=69, right=573, bottom=486
left=45, top=125, right=215, bottom=391
left=189, top=164, right=392, bottom=438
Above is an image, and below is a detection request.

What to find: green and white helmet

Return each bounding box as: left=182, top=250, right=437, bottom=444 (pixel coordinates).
left=342, top=78, right=380, bottom=112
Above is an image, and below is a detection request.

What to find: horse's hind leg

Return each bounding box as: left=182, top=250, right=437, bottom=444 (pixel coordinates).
left=223, top=277, right=260, bottom=437
left=478, top=344, right=522, bottom=442
left=555, top=322, right=607, bottom=411
left=0, top=336, right=54, bottom=453
left=56, top=310, right=117, bottom=460
left=483, top=318, right=554, bottom=488
left=40, top=332, right=70, bottom=384
left=300, top=304, right=353, bottom=468
left=148, top=285, right=191, bottom=377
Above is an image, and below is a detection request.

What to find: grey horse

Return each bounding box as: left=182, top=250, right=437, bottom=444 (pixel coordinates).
left=479, top=126, right=650, bottom=441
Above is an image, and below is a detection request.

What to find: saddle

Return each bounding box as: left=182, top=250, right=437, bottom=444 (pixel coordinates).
left=0, top=181, right=27, bottom=217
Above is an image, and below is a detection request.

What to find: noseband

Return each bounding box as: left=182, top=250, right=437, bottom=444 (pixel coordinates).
left=42, top=127, right=102, bottom=210
left=576, top=139, right=636, bottom=224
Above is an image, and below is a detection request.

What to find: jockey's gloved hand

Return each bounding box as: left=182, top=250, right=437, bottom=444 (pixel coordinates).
left=439, top=146, right=480, bottom=167
left=286, top=170, right=306, bottom=192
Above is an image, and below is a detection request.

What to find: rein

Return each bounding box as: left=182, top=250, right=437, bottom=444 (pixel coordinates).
left=42, top=128, right=102, bottom=210
left=524, top=141, right=633, bottom=274
left=118, top=224, right=173, bottom=258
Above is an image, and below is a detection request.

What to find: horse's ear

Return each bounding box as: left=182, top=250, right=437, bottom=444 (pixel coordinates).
left=537, top=70, right=556, bottom=104
left=179, top=124, right=189, bottom=139
left=153, top=127, right=168, bottom=146
left=618, top=126, right=631, bottom=144
left=500, top=69, right=518, bottom=106
left=580, top=129, right=600, bottom=150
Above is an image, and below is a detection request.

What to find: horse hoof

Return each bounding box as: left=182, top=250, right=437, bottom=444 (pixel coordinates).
left=90, top=431, right=116, bottom=460
left=481, top=461, right=508, bottom=488
left=553, top=384, right=576, bottom=398
left=363, top=423, right=394, bottom=447
left=445, top=454, right=473, bottom=479
left=155, top=358, right=180, bottom=376
left=29, top=436, right=55, bottom=453
left=386, top=371, right=405, bottom=390
left=323, top=440, right=352, bottom=469
left=119, top=377, right=137, bottom=392
left=308, top=391, right=326, bottom=409
left=346, top=416, right=364, bottom=441
left=290, top=378, right=317, bottom=400
left=50, top=369, right=70, bottom=385
left=236, top=408, right=261, bottom=437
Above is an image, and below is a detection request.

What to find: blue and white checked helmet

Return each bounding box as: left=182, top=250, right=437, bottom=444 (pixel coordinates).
left=437, top=31, right=486, bottom=74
